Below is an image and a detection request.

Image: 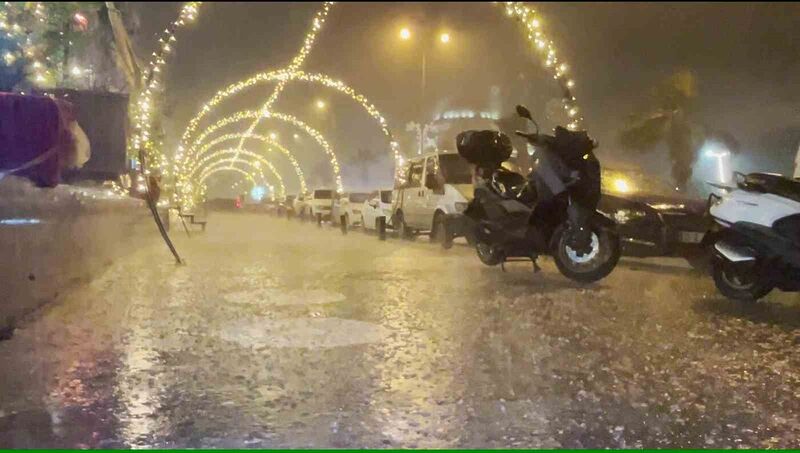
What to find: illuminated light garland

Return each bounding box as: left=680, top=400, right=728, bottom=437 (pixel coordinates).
left=181, top=110, right=342, bottom=193
left=502, top=1, right=583, bottom=130
left=189, top=149, right=286, bottom=196
left=191, top=151, right=285, bottom=198
left=109, top=181, right=128, bottom=197
left=188, top=133, right=307, bottom=193
left=190, top=163, right=262, bottom=204
left=196, top=165, right=261, bottom=201
left=175, top=71, right=399, bottom=180
left=0, top=2, right=54, bottom=86
left=230, top=2, right=335, bottom=165
left=196, top=158, right=275, bottom=199
left=158, top=1, right=584, bottom=202
left=130, top=2, right=201, bottom=173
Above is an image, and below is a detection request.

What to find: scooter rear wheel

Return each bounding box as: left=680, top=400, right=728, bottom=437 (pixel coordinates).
left=476, top=242, right=503, bottom=266
left=711, top=255, right=772, bottom=301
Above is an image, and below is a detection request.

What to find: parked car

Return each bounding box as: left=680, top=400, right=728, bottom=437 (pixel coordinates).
left=599, top=168, right=710, bottom=257
left=497, top=160, right=709, bottom=258
left=303, top=188, right=336, bottom=221
left=391, top=151, right=472, bottom=245
left=331, top=192, right=370, bottom=226
left=361, top=189, right=393, bottom=231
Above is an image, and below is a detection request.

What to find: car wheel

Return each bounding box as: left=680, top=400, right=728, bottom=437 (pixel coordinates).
left=431, top=212, right=452, bottom=249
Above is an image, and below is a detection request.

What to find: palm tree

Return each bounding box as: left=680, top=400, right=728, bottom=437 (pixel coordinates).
left=618, top=70, right=700, bottom=188
left=619, top=70, right=743, bottom=188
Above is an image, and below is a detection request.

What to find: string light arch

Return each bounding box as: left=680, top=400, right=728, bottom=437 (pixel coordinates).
left=229, top=2, right=335, bottom=165
left=188, top=149, right=292, bottom=198
left=176, top=110, right=341, bottom=200
left=196, top=159, right=275, bottom=199
left=176, top=71, right=399, bottom=179
left=190, top=151, right=286, bottom=199
left=189, top=133, right=307, bottom=193
left=196, top=165, right=262, bottom=202
left=140, top=1, right=585, bottom=204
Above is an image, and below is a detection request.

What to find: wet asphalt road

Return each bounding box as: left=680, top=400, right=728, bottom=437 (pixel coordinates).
left=1, top=212, right=799, bottom=448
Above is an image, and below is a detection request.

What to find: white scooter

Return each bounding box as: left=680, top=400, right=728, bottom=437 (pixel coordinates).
left=704, top=172, right=800, bottom=300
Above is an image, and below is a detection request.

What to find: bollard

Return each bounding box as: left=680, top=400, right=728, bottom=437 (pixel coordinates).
left=377, top=216, right=386, bottom=241
left=440, top=216, right=454, bottom=250
left=340, top=215, right=348, bottom=235
left=317, top=212, right=323, bottom=227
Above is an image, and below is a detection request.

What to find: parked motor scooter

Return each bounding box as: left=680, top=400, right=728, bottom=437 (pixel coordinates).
left=459, top=105, right=621, bottom=283
left=704, top=172, right=800, bottom=300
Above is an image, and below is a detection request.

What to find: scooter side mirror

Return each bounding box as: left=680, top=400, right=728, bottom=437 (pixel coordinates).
left=515, top=105, right=532, bottom=120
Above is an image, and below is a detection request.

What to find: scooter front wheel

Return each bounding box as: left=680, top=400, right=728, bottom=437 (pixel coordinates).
left=552, top=224, right=620, bottom=283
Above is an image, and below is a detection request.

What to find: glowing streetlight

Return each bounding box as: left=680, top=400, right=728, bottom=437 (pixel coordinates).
left=703, top=144, right=732, bottom=183
left=315, top=99, right=326, bottom=110
left=269, top=132, right=278, bottom=140
left=293, top=133, right=300, bottom=140
left=395, top=23, right=455, bottom=154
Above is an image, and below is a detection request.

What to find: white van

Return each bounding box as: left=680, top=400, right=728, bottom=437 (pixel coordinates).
left=391, top=151, right=473, bottom=244
left=304, top=188, right=336, bottom=220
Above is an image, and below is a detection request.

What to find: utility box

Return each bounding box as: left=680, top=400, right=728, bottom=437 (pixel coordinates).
left=47, top=89, right=129, bottom=182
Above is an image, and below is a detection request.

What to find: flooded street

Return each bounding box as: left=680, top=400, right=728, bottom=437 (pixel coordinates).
left=1, top=213, right=799, bottom=448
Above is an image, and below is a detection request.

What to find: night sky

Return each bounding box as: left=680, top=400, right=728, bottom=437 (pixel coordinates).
left=131, top=2, right=800, bottom=194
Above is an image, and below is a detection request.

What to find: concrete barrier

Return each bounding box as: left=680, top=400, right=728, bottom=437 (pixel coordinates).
left=0, top=177, right=160, bottom=335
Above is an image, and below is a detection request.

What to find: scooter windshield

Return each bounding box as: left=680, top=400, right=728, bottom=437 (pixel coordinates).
left=531, top=148, right=570, bottom=201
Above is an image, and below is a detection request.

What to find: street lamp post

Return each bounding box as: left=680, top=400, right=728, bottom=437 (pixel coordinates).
left=399, top=25, right=450, bottom=155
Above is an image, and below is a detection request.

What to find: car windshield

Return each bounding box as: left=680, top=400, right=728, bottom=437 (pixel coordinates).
left=438, top=154, right=473, bottom=184
left=314, top=190, right=333, bottom=199
left=380, top=190, right=392, bottom=203
left=349, top=193, right=369, bottom=203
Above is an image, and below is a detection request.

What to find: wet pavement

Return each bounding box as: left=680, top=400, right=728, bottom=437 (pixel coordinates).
left=1, top=212, right=799, bottom=448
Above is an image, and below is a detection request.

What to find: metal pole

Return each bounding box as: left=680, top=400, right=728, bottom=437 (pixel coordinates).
left=419, top=48, right=426, bottom=156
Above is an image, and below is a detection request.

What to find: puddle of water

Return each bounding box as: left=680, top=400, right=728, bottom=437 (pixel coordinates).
left=218, top=317, right=389, bottom=349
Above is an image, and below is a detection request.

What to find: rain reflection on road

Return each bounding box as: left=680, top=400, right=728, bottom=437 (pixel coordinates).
left=1, top=213, right=799, bottom=448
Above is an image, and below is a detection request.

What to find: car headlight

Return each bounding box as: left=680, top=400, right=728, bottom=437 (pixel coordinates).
left=613, top=209, right=648, bottom=224
left=454, top=202, right=468, bottom=213
left=649, top=203, right=685, bottom=211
